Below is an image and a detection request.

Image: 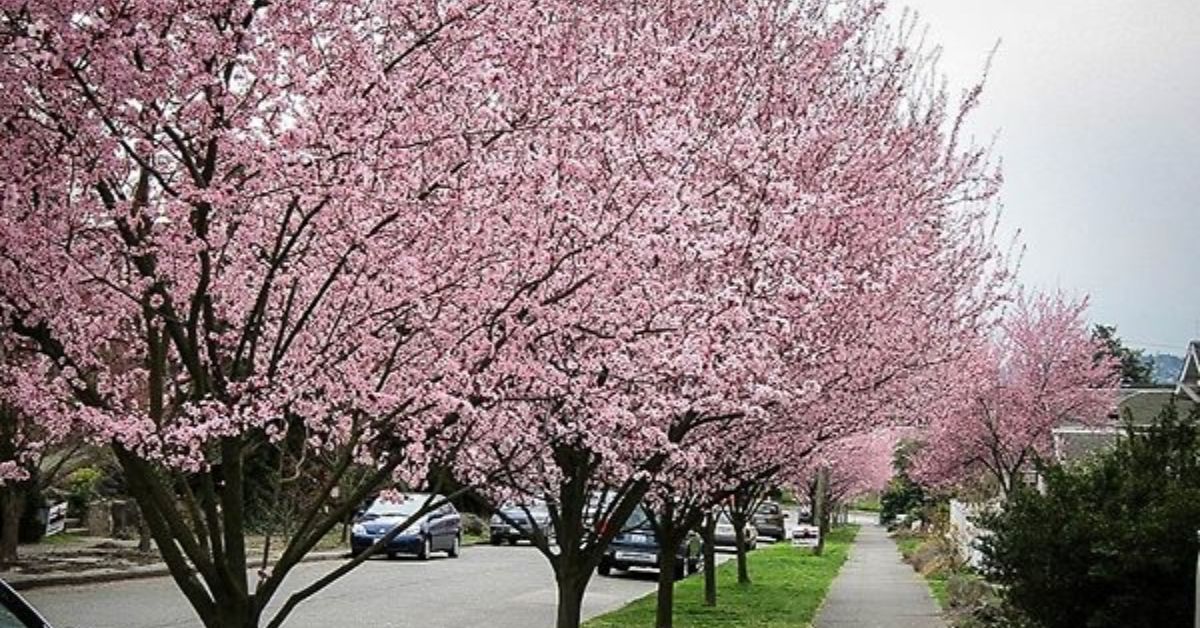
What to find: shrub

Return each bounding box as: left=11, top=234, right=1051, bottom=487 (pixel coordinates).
left=64, top=467, right=104, bottom=517
left=945, top=573, right=992, bottom=610
left=954, top=598, right=1039, bottom=628
left=881, top=441, right=928, bottom=526
left=980, top=403, right=1200, bottom=628
left=909, top=536, right=956, bottom=577
left=459, top=512, right=487, bottom=537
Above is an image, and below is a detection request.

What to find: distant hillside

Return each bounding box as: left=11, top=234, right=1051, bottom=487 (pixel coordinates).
left=1147, top=353, right=1185, bottom=385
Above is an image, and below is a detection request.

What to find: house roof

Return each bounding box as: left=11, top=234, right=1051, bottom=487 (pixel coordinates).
left=1049, top=340, right=1200, bottom=465
left=1053, top=429, right=1121, bottom=465
left=1053, top=387, right=1196, bottom=464
left=1177, top=341, right=1200, bottom=403
left=1112, top=388, right=1197, bottom=425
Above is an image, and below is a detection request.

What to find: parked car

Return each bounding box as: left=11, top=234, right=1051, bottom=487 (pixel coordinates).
left=791, top=523, right=820, bottom=548
left=490, top=501, right=555, bottom=545
left=598, top=506, right=703, bottom=580
left=0, top=580, right=51, bottom=627
left=712, top=513, right=758, bottom=550
left=752, top=501, right=787, bottom=541
left=350, top=493, right=462, bottom=560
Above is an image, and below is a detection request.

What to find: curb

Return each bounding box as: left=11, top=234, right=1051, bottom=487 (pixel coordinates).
left=4, top=551, right=347, bottom=592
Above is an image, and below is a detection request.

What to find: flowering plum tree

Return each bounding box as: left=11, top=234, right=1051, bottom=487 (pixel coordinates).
left=913, top=292, right=1119, bottom=497
left=0, top=336, right=85, bottom=564
left=457, top=2, right=1008, bottom=627
left=3, top=2, right=1007, bottom=628
left=0, top=1, right=578, bottom=625
left=789, top=430, right=902, bottom=532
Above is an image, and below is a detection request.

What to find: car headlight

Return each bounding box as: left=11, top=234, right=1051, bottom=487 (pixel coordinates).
left=352, top=523, right=366, bottom=536
left=490, top=515, right=503, bottom=524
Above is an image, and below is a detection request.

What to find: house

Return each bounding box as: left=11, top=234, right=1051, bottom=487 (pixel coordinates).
left=1175, top=340, right=1200, bottom=403
left=1051, top=342, right=1200, bottom=465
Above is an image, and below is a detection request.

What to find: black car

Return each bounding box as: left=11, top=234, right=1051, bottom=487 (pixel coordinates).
left=598, top=507, right=702, bottom=580
left=1, top=580, right=51, bottom=628
left=490, top=501, right=555, bottom=545
left=752, top=501, right=787, bottom=541
left=350, top=493, right=462, bottom=560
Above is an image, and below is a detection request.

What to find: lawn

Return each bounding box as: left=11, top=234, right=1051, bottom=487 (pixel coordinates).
left=585, top=525, right=859, bottom=628
left=890, top=531, right=952, bottom=610
left=849, top=494, right=881, bottom=512
left=892, top=533, right=923, bottom=561
left=926, top=573, right=950, bottom=608
left=38, top=532, right=85, bottom=546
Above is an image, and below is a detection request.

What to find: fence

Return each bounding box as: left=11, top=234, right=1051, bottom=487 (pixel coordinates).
left=948, top=499, right=993, bottom=569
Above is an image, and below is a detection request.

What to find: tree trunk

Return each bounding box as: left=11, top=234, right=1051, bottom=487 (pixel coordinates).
left=137, top=518, right=152, bottom=552
left=554, top=567, right=591, bottom=628
left=0, top=483, right=24, bottom=566
left=813, top=467, right=828, bottom=556
left=652, top=500, right=683, bottom=628
left=731, top=512, right=750, bottom=585
left=135, top=503, right=152, bottom=553
left=213, top=603, right=258, bottom=628
left=655, top=541, right=679, bottom=628
left=701, top=513, right=717, bottom=606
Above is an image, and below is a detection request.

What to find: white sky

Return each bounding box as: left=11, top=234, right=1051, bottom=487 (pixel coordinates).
left=895, top=1, right=1200, bottom=354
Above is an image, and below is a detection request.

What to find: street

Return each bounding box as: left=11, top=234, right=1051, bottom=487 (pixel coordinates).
left=24, top=544, right=732, bottom=628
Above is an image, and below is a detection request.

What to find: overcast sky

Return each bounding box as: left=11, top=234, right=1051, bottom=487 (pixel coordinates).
left=894, top=1, right=1200, bottom=354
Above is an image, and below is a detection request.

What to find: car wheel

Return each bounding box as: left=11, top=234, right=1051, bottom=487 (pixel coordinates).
left=597, top=562, right=612, bottom=577
left=418, top=536, right=432, bottom=561
left=489, top=535, right=502, bottom=546
left=386, top=551, right=397, bottom=560
left=673, top=562, right=685, bottom=581
left=448, top=535, right=461, bottom=558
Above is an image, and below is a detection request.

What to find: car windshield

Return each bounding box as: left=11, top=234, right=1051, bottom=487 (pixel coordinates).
left=366, top=498, right=424, bottom=518
left=623, top=506, right=650, bottom=530
left=717, top=514, right=732, bottom=524
left=756, top=504, right=779, bottom=514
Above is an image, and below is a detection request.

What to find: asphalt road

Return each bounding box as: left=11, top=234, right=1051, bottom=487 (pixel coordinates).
left=25, top=543, right=735, bottom=628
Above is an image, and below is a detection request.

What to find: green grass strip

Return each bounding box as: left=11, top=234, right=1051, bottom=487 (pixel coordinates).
left=586, top=525, right=859, bottom=628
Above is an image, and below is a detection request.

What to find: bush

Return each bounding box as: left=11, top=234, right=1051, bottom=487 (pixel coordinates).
left=909, top=536, right=956, bottom=578
left=980, top=404, right=1200, bottom=628
left=954, top=598, right=1039, bottom=628
left=881, top=441, right=927, bottom=526
left=459, top=512, right=487, bottom=537
left=64, top=467, right=104, bottom=517
left=945, top=573, right=991, bottom=610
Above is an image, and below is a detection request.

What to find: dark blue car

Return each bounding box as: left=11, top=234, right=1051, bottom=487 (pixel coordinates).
left=350, top=493, right=462, bottom=560
left=598, top=506, right=702, bottom=580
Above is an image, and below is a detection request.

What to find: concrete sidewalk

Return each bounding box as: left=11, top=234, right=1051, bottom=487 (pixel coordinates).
left=815, top=522, right=945, bottom=628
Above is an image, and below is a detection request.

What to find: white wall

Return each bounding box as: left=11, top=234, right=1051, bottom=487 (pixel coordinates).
left=948, top=499, right=992, bottom=569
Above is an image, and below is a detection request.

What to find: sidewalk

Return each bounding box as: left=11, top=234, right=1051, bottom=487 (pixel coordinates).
left=815, top=521, right=945, bottom=628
